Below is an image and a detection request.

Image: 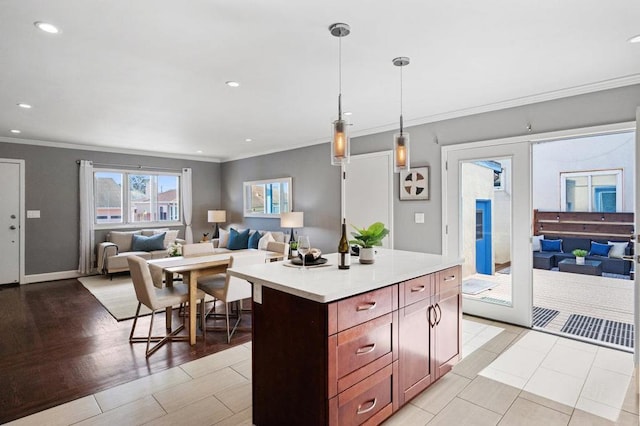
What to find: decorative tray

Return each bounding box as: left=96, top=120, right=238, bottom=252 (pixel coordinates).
left=290, top=257, right=328, bottom=266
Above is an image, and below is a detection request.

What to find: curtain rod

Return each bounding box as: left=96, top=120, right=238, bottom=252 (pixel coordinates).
left=76, top=160, right=183, bottom=172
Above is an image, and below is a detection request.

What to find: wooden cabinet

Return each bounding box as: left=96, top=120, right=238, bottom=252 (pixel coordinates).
left=434, top=266, right=462, bottom=378
left=251, top=265, right=460, bottom=425
left=398, top=266, right=461, bottom=405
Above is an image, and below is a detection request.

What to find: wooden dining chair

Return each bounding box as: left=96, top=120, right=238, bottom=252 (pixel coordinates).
left=127, top=256, right=207, bottom=357
left=198, top=252, right=265, bottom=342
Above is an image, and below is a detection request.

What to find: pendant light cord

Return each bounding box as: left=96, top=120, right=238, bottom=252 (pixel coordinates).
left=338, top=35, right=342, bottom=119
left=399, top=63, right=404, bottom=135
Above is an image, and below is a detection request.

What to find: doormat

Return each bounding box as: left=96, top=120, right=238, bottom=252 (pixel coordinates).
left=560, top=314, right=634, bottom=348
left=462, top=279, right=497, bottom=295
left=532, top=306, right=559, bottom=328
left=601, top=320, right=634, bottom=348
left=561, top=314, right=603, bottom=339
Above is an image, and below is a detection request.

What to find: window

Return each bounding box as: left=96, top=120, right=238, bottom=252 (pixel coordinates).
left=561, top=169, right=622, bottom=212
left=94, top=170, right=181, bottom=226
left=243, top=177, right=292, bottom=218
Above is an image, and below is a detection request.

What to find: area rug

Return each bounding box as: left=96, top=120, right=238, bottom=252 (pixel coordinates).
left=79, top=275, right=151, bottom=321
left=462, top=278, right=497, bottom=295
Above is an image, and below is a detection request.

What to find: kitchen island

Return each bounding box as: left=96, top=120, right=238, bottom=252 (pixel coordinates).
left=228, top=249, right=462, bottom=426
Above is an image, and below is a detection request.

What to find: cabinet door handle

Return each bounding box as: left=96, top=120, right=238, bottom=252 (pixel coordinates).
left=356, top=398, right=377, bottom=415
left=427, top=306, right=435, bottom=328
left=444, top=275, right=456, bottom=282
left=356, top=343, right=376, bottom=355
left=435, top=303, right=442, bottom=325
left=410, top=285, right=426, bottom=293
left=356, top=301, right=377, bottom=311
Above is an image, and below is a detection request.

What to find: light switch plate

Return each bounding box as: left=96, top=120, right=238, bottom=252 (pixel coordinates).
left=415, top=212, right=425, bottom=224
left=27, top=210, right=41, bottom=219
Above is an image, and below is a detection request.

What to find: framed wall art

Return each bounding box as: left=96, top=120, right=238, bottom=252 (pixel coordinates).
left=400, top=167, right=429, bottom=200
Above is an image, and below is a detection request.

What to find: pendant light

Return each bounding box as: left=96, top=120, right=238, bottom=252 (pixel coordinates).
left=393, top=56, right=410, bottom=173
left=330, top=23, right=351, bottom=166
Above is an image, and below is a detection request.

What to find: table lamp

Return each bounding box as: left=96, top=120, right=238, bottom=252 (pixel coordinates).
left=207, top=210, right=226, bottom=239
left=280, top=211, right=304, bottom=243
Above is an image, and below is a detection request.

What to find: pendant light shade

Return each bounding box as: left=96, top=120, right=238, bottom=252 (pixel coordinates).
left=393, top=56, right=410, bottom=173
left=330, top=23, right=351, bottom=166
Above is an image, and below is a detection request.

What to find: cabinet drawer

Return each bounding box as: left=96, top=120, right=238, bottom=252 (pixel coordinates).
left=336, top=313, right=392, bottom=379
left=436, top=266, right=460, bottom=296
left=337, top=286, right=395, bottom=332
left=401, top=274, right=432, bottom=306
left=337, top=364, right=392, bottom=426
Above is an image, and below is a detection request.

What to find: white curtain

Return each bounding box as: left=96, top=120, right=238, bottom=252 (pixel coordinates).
left=182, top=168, right=193, bottom=243
left=78, top=160, right=95, bottom=274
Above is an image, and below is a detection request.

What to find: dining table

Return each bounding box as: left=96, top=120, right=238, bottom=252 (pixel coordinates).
left=147, top=250, right=285, bottom=345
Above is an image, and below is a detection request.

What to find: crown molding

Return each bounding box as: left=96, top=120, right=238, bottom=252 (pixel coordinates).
left=0, top=136, right=222, bottom=163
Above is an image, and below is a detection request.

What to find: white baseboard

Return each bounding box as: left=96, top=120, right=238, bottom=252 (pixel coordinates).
left=22, top=270, right=91, bottom=284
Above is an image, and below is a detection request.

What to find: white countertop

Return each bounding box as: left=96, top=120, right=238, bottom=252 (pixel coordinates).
left=227, top=248, right=462, bottom=303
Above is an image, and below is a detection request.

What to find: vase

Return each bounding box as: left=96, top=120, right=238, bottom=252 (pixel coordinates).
left=576, top=256, right=585, bottom=265
left=359, top=247, right=377, bottom=264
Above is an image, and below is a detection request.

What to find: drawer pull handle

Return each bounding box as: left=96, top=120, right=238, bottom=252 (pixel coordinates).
left=435, top=303, right=442, bottom=325
left=356, top=301, right=377, bottom=311
left=356, top=398, right=377, bottom=415
left=411, top=285, right=426, bottom=293
left=444, top=275, right=456, bottom=282
left=356, top=343, right=376, bottom=355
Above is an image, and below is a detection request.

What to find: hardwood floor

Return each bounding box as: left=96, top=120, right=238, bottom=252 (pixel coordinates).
left=0, top=278, right=251, bottom=424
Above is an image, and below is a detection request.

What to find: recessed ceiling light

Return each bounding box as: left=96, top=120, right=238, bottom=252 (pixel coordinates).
left=225, top=81, right=240, bottom=87
left=245, top=138, right=252, bottom=142
left=34, top=21, right=60, bottom=34
left=17, top=103, right=32, bottom=109
left=196, top=150, right=203, bottom=154
left=628, top=34, right=640, bottom=43
left=344, top=111, right=353, bottom=116
left=10, top=129, right=21, bottom=134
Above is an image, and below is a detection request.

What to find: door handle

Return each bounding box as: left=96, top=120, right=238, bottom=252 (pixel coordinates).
left=9, top=225, right=16, bottom=230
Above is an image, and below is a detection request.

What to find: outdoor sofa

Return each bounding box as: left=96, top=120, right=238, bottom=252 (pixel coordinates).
left=532, top=236, right=632, bottom=275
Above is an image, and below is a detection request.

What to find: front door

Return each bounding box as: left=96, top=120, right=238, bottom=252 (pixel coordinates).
left=475, top=200, right=492, bottom=275
left=0, top=160, right=21, bottom=285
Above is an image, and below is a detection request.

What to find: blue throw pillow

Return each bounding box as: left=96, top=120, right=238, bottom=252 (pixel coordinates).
left=131, top=232, right=166, bottom=251
left=227, top=228, right=250, bottom=250
left=540, top=239, right=562, bottom=252
left=248, top=231, right=262, bottom=249
left=589, top=241, right=612, bottom=257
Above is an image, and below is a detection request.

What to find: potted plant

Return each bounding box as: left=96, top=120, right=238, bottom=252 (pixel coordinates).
left=572, top=249, right=588, bottom=265
left=349, top=222, right=390, bottom=264
left=289, top=241, right=298, bottom=257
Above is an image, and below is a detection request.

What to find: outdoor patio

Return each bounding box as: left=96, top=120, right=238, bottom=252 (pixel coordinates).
left=462, top=268, right=634, bottom=351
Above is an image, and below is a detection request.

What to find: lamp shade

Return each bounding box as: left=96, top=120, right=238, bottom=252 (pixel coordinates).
left=281, top=211, right=304, bottom=228
left=207, top=210, right=226, bottom=223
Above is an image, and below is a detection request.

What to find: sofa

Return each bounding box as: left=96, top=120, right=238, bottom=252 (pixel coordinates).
left=97, top=228, right=183, bottom=275
left=532, top=236, right=632, bottom=275
left=211, top=227, right=291, bottom=253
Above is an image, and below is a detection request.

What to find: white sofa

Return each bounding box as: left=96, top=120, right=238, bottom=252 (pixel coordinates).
left=211, top=228, right=290, bottom=253
left=97, top=228, right=182, bottom=275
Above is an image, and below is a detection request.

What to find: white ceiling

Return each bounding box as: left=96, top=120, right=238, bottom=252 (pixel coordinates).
left=2, top=1, right=640, bottom=162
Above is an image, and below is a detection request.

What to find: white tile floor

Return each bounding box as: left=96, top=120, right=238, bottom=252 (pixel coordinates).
left=6, top=319, right=638, bottom=425
left=479, top=327, right=635, bottom=422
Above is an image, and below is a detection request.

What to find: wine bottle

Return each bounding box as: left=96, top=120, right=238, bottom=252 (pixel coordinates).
left=338, top=219, right=351, bottom=270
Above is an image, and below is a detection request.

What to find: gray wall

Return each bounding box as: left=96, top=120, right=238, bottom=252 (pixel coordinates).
left=221, top=143, right=341, bottom=254
left=221, top=84, right=640, bottom=255
left=0, top=142, right=221, bottom=275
